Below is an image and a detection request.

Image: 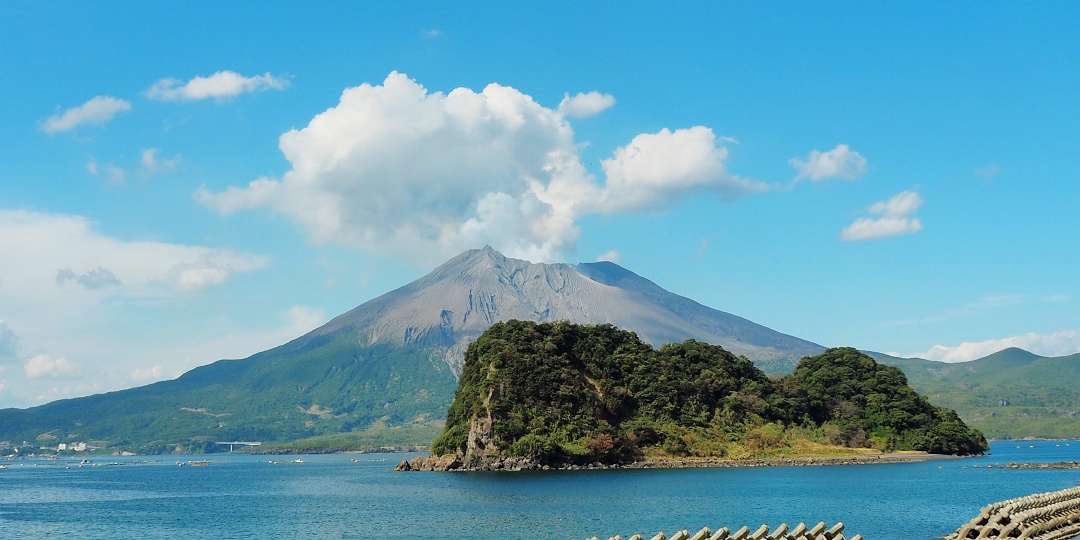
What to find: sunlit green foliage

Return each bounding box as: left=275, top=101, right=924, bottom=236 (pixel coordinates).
left=0, top=337, right=457, bottom=454
left=786, top=347, right=987, bottom=454
left=434, top=322, right=987, bottom=464
left=875, top=349, right=1080, bottom=439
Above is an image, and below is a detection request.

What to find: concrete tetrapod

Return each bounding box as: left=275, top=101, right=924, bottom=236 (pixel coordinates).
left=943, top=486, right=1080, bottom=540
left=589, top=522, right=856, bottom=540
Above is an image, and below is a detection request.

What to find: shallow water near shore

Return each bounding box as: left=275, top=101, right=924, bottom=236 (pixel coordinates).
left=2, top=441, right=1078, bottom=539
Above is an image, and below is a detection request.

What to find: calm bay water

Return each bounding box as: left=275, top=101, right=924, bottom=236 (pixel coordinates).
left=2, top=441, right=1078, bottom=539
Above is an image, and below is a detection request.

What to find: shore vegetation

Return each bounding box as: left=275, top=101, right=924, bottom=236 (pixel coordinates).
left=432, top=321, right=987, bottom=467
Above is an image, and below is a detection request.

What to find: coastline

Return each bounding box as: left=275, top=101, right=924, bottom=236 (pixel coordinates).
left=624, top=452, right=959, bottom=469
left=395, top=451, right=963, bottom=472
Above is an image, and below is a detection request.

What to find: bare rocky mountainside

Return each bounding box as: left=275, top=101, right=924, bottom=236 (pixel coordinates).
left=300, top=246, right=825, bottom=374
left=0, top=247, right=825, bottom=453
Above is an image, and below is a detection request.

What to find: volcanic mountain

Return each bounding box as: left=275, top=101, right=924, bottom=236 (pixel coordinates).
left=0, top=247, right=824, bottom=452
left=306, top=246, right=824, bottom=373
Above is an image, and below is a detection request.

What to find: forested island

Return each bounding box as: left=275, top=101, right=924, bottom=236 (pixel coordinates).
left=411, top=321, right=987, bottom=471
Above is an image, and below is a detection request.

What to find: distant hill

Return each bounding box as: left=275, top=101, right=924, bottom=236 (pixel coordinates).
left=868, top=348, right=1080, bottom=440
left=0, top=247, right=824, bottom=454
left=430, top=321, right=985, bottom=469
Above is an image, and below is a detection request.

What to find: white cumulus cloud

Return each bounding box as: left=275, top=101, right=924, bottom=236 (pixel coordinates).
left=908, top=330, right=1080, bottom=363
left=597, top=126, right=764, bottom=212
left=841, top=190, right=923, bottom=241
left=197, top=72, right=764, bottom=264
left=146, top=71, right=289, bottom=101
left=558, top=91, right=615, bottom=118
left=24, top=354, right=80, bottom=379
left=791, top=144, right=867, bottom=181
left=41, top=96, right=131, bottom=133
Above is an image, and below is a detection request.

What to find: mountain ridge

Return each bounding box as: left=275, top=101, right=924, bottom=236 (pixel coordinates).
left=0, top=247, right=827, bottom=452
left=869, top=348, right=1080, bottom=439
left=295, top=246, right=825, bottom=374
left=1, top=248, right=1074, bottom=452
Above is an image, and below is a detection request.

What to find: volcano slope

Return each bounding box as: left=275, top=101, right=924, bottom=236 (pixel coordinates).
left=0, top=248, right=825, bottom=453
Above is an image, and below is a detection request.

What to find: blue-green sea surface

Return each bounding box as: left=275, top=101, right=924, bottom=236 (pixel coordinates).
left=1, top=441, right=1078, bottom=539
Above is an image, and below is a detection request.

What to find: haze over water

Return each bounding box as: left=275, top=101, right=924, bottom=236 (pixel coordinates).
left=2, top=441, right=1078, bottom=539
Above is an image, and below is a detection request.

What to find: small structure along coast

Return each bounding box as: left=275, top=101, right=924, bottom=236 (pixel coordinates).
left=584, top=522, right=858, bottom=540
left=942, top=486, right=1080, bottom=539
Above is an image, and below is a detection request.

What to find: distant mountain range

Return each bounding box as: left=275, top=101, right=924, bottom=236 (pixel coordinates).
left=0, top=248, right=1075, bottom=452
left=869, top=348, right=1080, bottom=440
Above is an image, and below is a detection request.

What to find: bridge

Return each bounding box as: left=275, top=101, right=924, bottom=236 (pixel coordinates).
left=214, top=441, right=262, bottom=452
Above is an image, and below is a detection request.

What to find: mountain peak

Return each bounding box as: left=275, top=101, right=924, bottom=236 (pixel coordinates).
left=443, top=245, right=504, bottom=264
left=973, top=347, right=1044, bottom=366
left=314, top=247, right=823, bottom=375
left=0, top=247, right=827, bottom=451
left=421, top=246, right=531, bottom=286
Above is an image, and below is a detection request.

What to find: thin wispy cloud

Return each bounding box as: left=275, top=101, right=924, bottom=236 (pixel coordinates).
left=595, top=250, right=621, bottom=263
left=130, top=364, right=165, bottom=382
left=841, top=190, right=923, bottom=241
left=974, top=164, right=1000, bottom=179
left=0, top=209, right=268, bottom=298
left=558, top=91, right=615, bottom=118
left=904, top=329, right=1080, bottom=363
left=141, top=148, right=180, bottom=175
left=41, top=96, right=131, bottom=133
left=56, top=267, right=122, bottom=290
left=123, top=305, right=326, bottom=386
left=146, top=71, right=289, bottom=101
left=0, top=321, right=17, bottom=366
left=882, top=294, right=1068, bottom=328
left=696, top=238, right=710, bottom=259
left=86, top=158, right=126, bottom=185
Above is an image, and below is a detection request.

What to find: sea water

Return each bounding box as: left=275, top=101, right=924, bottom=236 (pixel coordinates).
left=1, top=441, right=1078, bottom=539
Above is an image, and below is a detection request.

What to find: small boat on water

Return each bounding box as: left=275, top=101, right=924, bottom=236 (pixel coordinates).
left=187, top=460, right=211, bottom=467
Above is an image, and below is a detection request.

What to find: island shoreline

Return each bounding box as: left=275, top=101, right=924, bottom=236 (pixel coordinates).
left=395, top=451, right=965, bottom=472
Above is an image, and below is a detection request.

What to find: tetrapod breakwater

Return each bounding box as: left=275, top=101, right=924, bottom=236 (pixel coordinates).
left=943, top=485, right=1080, bottom=539
left=585, top=521, right=860, bottom=540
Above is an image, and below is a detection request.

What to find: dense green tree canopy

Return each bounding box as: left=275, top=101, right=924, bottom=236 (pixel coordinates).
left=433, top=321, right=987, bottom=465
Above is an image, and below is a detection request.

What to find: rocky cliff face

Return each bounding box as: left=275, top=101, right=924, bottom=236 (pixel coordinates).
left=298, top=246, right=823, bottom=374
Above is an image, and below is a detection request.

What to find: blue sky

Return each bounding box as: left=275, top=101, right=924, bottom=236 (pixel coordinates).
left=1, top=2, right=1077, bottom=407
